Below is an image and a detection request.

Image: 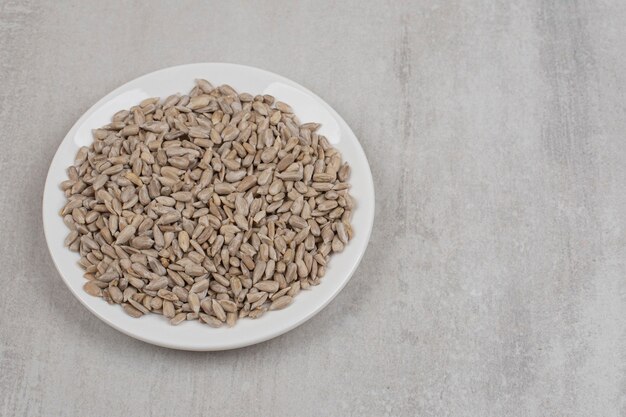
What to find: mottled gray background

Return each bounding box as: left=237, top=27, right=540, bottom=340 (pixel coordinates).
left=1, top=1, right=625, bottom=416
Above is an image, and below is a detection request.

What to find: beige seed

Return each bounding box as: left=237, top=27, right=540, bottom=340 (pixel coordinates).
left=312, top=171, right=335, bottom=183
left=276, top=154, right=295, bottom=172
left=222, top=125, right=240, bottom=141
left=237, top=175, right=257, bottom=192
left=162, top=300, right=175, bottom=318
left=261, top=147, right=278, bottom=163
left=157, top=289, right=178, bottom=302
left=296, top=259, right=308, bottom=277
left=150, top=296, right=163, bottom=310
left=145, top=277, right=168, bottom=291
left=277, top=170, right=302, bottom=182
left=234, top=213, right=249, bottom=230
left=338, top=163, right=351, bottom=181
left=115, top=225, right=136, bottom=245
left=270, top=295, right=293, bottom=310
left=285, top=263, right=297, bottom=283
left=226, top=312, right=237, bottom=327
left=211, top=299, right=227, bottom=322
left=188, top=291, right=200, bottom=314
left=64, top=230, right=79, bottom=247
left=170, top=312, right=187, bottom=325
left=200, top=313, right=222, bottom=328
left=190, top=279, right=209, bottom=293
left=109, top=286, right=123, bottom=303
left=171, top=191, right=193, bottom=202
left=158, top=211, right=181, bottom=225
left=128, top=298, right=150, bottom=314
left=247, top=292, right=267, bottom=303
left=317, top=200, right=339, bottom=211
left=168, top=287, right=185, bottom=302
left=230, top=277, right=243, bottom=295
left=185, top=263, right=206, bottom=277
left=122, top=303, right=143, bottom=318
left=251, top=293, right=268, bottom=310
left=214, top=183, right=236, bottom=194
left=332, top=236, right=344, bottom=253
left=275, top=101, right=293, bottom=113
left=128, top=277, right=145, bottom=290
left=219, top=299, right=238, bottom=313
left=255, top=280, right=279, bottom=293
left=83, top=281, right=102, bottom=297
left=336, top=222, right=349, bottom=244
left=288, top=215, right=308, bottom=229
left=188, top=95, right=211, bottom=110
left=287, top=281, right=301, bottom=297
left=131, top=236, right=154, bottom=249
left=257, top=169, right=273, bottom=185
left=178, top=231, right=190, bottom=252
left=252, top=260, right=266, bottom=283
left=200, top=298, right=212, bottom=315
left=248, top=308, right=266, bottom=319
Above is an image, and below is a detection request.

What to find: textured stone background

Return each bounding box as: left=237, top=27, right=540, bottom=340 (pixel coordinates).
left=1, top=1, right=625, bottom=416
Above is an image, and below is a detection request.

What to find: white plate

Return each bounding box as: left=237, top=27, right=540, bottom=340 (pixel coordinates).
left=43, top=63, right=375, bottom=351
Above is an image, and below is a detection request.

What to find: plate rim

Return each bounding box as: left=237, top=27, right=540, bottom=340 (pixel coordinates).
left=42, top=62, right=375, bottom=350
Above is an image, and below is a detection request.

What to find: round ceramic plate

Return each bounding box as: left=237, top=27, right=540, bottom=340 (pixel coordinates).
left=43, top=63, right=375, bottom=351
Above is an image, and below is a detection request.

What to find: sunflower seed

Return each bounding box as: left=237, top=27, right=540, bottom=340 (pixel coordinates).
left=188, top=291, right=200, bottom=313
left=115, top=225, right=136, bottom=245
left=199, top=313, right=222, bottom=327
left=255, top=280, right=279, bottom=293
left=109, top=286, right=123, bottom=303
left=163, top=300, right=175, bottom=318
left=270, top=295, right=293, bottom=310
left=170, top=312, right=187, bottom=325
left=122, top=303, right=143, bottom=318
left=211, top=299, right=227, bottom=322
left=83, top=281, right=102, bottom=297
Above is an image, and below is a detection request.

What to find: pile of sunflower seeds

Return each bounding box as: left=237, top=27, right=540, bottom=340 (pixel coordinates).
left=60, top=79, right=353, bottom=327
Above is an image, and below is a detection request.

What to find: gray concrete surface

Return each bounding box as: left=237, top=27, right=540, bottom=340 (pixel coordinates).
left=1, top=1, right=625, bottom=416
